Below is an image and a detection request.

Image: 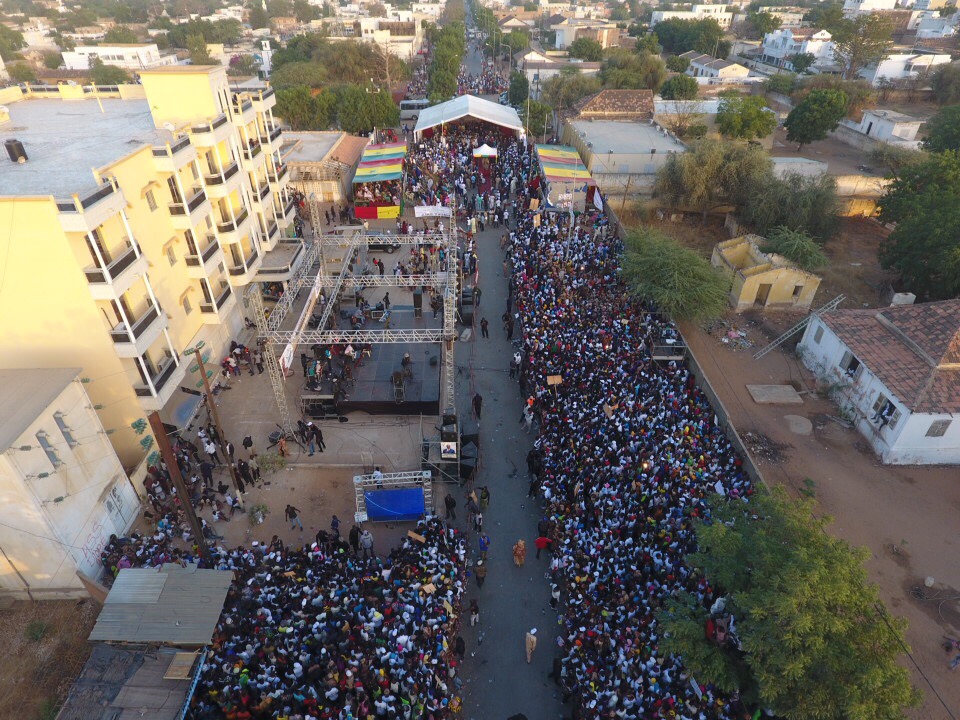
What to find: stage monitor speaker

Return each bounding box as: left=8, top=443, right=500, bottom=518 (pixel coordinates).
left=442, top=410, right=457, bottom=426
left=441, top=423, right=458, bottom=442
left=413, top=288, right=423, bottom=318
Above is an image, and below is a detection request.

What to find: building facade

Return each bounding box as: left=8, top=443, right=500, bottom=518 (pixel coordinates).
left=858, top=52, right=952, bottom=86
left=0, top=368, right=141, bottom=599
left=62, top=43, right=180, bottom=71
left=759, top=28, right=835, bottom=70
left=0, top=67, right=294, bottom=470
left=651, top=5, right=735, bottom=28
left=681, top=51, right=752, bottom=79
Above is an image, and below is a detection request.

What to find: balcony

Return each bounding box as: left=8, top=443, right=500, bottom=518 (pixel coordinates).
left=231, top=97, right=255, bottom=126
left=276, top=197, right=297, bottom=228
left=260, top=124, right=282, bottom=151
left=83, top=244, right=149, bottom=300
left=253, top=180, right=271, bottom=203
left=242, top=141, right=263, bottom=161
left=251, top=87, right=276, bottom=113
left=199, top=285, right=236, bottom=321
left=227, top=248, right=261, bottom=286
left=168, top=188, right=210, bottom=229
left=151, top=136, right=196, bottom=173
left=109, top=304, right=167, bottom=358
left=56, top=181, right=127, bottom=233
left=203, top=161, right=241, bottom=197
left=133, top=359, right=186, bottom=411
left=184, top=234, right=223, bottom=278
left=216, top=208, right=251, bottom=244
left=267, top=163, right=289, bottom=187
left=254, top=240, right=305, bottom=283
left=189, top=113, right=232, bottom=146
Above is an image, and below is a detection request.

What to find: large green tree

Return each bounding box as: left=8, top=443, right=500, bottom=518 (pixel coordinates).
left=270, top=60, right=328, bottom=89
left=741, top=172, right=841, bottom=240
left=621, top=226, right=728, bottom=321
left=792, top=74, right=875, bottom=119
left=508, top=70, right=529, bottom=106
left=922, top=104, right=960, bottom=152
left=0, top=25, right=25, bottom=61
left=931, top=62, right=960, bottom=105
left=784, top=88, right=848, bottom=150
left=655, top=17, right=730, bottom=57
left=717, top=94, right=776, bottom=140
left=186, top=33, right=213, bottom=64
left=540, top=69, right=602, bottom=115
left=832, top=14, right=894, bottom=80
left=568, top=36, right=603, bottom=61
left=522, top=98, right=552, bottom=138
left=659, top=73, right=698, bottom=100
left=759, top=226, right=828, bottom=271
left=655, top=138, right=772, bottom=220
left=657, top=488, right=920, bottom=720
left=103, top=25, right=139, bottom=43
left=599, top=48, right=666, bottom=91
left=878, top=150, right=960, bottom=299
left=89, top=58, right=131, bottom=84
left=746, top=10, right=781, bottom=38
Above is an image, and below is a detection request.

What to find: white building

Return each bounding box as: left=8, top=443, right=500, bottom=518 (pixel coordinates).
left=0, top=368, right=141, bottom=599
left=550, top=17, right=620, bottom=49
left=346, top=16, right=425, bottom=61
left=859, top=51, right=952, bottom=86
left=62, top=43, right=180, bottom=72
left=842, top=108, right=923, bottom=144
left=681, top=51, right=752, bottom=79
left=916, top=14, right=957, bottom=38
left=798, top=299, right=960, bottom=465
left=843, top=0, right=897, bottom=16
left=651, top=5, right=735, bottom=28
left=759, top=28, right=835, bottom=70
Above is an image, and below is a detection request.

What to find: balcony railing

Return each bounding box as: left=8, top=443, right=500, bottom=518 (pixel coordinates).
left=83, top=244, right=139, bottom=284
left=269, top=126, right=282, bottom=142
left=268, top=164, right=288, bottom=183
left=242, top=142, right=263, bottom=161
left=258, top=88, right=275, bottom=102
left=56, top=181, right=117, bottom=213
left=232, top=98, right=253, bottom=115
left=110, top=305, right=160, bottom=344
left=169, top=188, right=207, bottom=215
left=255, top=181, right=270, bottom=201
left=185, top=236, right=220, bottom=266
left=267, top=220, right=278, bottom=239
left=228, top=249, right=259, bottom=275
left=134, top=360, right=178, bottom=397
left=190, top=113, right=229, bottom=135
left=217, top=209, right=249, bottom=234
left=201, top=285, right=234, bottom=313
left=151, top=135, right=191, bottom=158
left=205, top=162, right=240, bottom=185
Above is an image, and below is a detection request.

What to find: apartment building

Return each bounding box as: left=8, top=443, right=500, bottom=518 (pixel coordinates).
left=650, top=5, right=735, bottom=29
left=0, top=66, right=296, bottom=469
left=759, top=28, right=835, bottom=70
left=62, top=43, right=180, bottom=71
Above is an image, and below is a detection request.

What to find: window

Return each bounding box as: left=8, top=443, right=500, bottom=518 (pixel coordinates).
left=813, top=325, right=824, bottom=344
left=926, top=419, right=952, bottom=437
left=182, top=295, right=193, bottom=315
left=145, top=189, right=157, bottom=211
left=792, top=284, right=803, bottom=298
left=53, top=412, right=77, bottom=448
left=839, top=350, right=862, bottom=379
left=870, top=393, right=902, bottom=431
left=35, top=431, right=62, bottom=468
left=166, top=245, right=176, bottom=266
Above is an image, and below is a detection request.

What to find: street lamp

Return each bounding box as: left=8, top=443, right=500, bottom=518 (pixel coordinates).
left=184, top=340, right=245, bottom=502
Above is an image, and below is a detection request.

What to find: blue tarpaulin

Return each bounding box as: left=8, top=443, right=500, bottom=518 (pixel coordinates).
left=363, top=488, right=425, bottom=522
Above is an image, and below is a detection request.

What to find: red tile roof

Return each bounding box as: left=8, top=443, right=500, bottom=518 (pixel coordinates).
left=820, top=299, right=960, bottom=413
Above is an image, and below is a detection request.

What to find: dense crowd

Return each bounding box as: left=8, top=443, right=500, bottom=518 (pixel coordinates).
left=355, top=179, right=403, bottom=208
left=498, top=149, right=754, bottom=717
left=457, top=65, right=507, bottom=95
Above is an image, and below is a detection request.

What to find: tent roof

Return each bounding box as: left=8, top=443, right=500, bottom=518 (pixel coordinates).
left=353, top=141, right=407, bottom=184
left=414, top=95, right=523, bottom=134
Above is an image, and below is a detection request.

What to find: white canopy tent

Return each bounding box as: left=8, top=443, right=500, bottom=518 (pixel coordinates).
left=473, top=144, right=498, bottom=157
left=413, top=95, right=524, bottom=139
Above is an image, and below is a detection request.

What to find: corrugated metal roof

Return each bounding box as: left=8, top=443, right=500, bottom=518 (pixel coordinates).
left=89, top=564, right=232, bottom=645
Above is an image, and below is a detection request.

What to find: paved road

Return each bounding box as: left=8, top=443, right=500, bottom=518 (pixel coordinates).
left=452, top=223, right=566, bottom=720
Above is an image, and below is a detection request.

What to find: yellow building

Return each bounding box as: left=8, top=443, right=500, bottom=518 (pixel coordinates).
left=0, top=67, right=298, bottom=469
left=711, top=235, right=822, bottom=312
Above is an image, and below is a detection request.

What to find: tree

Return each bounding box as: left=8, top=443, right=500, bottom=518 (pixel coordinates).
left=248, top=4, right=270, bottom=29
left=506, top=29, right=530, bottom=54
left=741, top=172, right=841, bottom=240
left=746, top=10, right=781, bottom=38
left=270, top=61, right=328, bottom=89
left=764, top=72, right=797, bottom=95
left=659, top=73, right=698, bottom=100
left=760, top=227, right=828, bottom=270
left=716, top=95, right=776, bottom=140
left=275, top=87, right=322, bottom=129
left=508, top=71, right=529, bottom=106
left=661, top=100, right=707, bottom=137
left=568, top=36, right=603, bottom=61
left=922, top=104, right=960, bottom=152
left=523, top=98, right=552, bottom=138
left=868, top=143, right=925, bottom=180
left=621, top=227, right=728, bottom=322
left=665, top=54, right=689, bottom=72
left=792, top=75, right=875, bottom=120
left=600, top=48, right=666, bottom=91
left=931, top=62, right=960, bottom=105
left=42, top=50, right=62, bottom=69
left=831, top=14, right=894, bottom=80
left=655, top=138, right=772, bottom=220
left=228, top=54, right=258, bottom=76
left=634, top=32, right=660, bottom=54
left=790, top=51, right=815, bottom=73
left=90, top=58, right=131, bottom=84
left=541, top=69, right=602, bottom=116
left=657, top=488, right=920, bottom=720
left=103, top=25, right=138, bottom=43
left=655, top=17, right=730, bottom=57
left=187, top=33, right=212, bottom=64
left=805, top=0, right=845, bottom=34
left=293, top=0, right=320, bottom=22
left=6, top=62, right=36, bottom=82
left=784, top=88, right=847, bottom=150
left=879, top=150, right=960, bottom=299
left=0, top=25, right=25, bottom=61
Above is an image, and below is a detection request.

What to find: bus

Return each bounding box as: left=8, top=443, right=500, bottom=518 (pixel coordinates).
left=399, top=98, right=432, bottom=121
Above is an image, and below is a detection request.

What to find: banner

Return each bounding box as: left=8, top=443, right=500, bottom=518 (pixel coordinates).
left=415, top=205, right=453, bottom=218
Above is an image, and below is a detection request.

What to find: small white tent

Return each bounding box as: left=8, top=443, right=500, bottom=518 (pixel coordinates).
left=413, top=95, right=524, bottom=139
left=473, top=144, right=498, bottom=157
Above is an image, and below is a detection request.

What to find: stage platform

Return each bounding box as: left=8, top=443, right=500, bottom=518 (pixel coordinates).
left=301, top=340, right=441, bottom=418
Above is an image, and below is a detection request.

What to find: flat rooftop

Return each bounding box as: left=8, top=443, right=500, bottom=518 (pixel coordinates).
left=0, top=97, right=169, bottom=198
left=283, top=131, right=345, bottom=163
left=569, top=119, right=686, bottom=156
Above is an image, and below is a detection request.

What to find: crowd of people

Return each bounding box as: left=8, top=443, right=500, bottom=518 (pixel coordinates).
left=354, top=178, right=403, bottom=209
left=457, top=65, right=507, bottom=95
left=493, top=145, right=756, bottom=717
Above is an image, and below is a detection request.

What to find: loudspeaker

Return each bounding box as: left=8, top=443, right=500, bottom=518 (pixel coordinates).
left=413, top=288, right=423, bottom=318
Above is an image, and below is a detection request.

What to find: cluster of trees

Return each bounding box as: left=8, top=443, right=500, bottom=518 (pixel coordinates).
left=656, top=17, right=730, bottom=58
left=655, top=139, right=841, bottom=241
left=248, top=0, right=327, bottom=29
left=271, top=34, right=409, bottom=89
left=540, top=67, right=602, bottom=116
left=159, top=17, right=243, bottom=48
left=275, top=84, right=398, bottom=133
left=658, top=489, right=919, bottom=720
left=426, top=22, right=465, bottom=103
left=930, top=62, right=960, bottom=105
left=599, top=47, right=666, bottom=91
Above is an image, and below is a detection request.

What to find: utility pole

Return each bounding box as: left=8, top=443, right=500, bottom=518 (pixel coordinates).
left=185, top=341, right=244, bottom=502
left=147, top=412, right=214, bottom=566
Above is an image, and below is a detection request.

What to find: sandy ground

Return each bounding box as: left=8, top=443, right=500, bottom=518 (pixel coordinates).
left=680, top=320, right=960, bottom=720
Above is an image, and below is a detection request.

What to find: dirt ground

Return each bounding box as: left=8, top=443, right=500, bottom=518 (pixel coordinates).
left=0, top=599, right=98, bottom=720
left=680, top=322, right=960, bottom=720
